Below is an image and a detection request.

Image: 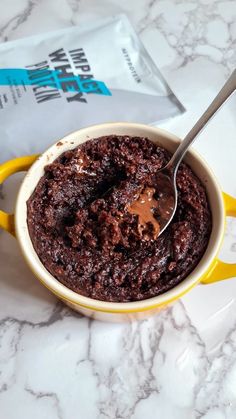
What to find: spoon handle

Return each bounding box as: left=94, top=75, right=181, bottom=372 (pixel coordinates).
left=167, top=69, right=236, bottom=175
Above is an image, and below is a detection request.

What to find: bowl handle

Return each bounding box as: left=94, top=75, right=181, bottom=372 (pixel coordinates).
left=0, top=155, right=39, bottom=236
left=201, top=192, right=236, bottom=284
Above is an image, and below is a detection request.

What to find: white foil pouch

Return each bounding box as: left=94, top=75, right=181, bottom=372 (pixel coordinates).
left=0, top=14, right=184, bottom=162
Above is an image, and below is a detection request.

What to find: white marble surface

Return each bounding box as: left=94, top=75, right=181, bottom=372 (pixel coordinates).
left=0, top=0, right=236, bottom=418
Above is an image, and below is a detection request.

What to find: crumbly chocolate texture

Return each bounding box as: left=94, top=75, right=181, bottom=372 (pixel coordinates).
left=27, top=135, right=212, bottom=302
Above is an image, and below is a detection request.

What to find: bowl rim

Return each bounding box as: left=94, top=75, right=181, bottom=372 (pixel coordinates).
left=15, top=122, right=225, bottom=313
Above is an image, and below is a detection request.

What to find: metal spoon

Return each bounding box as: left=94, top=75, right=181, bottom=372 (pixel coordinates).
left=156, top=69, right=236, bottom=236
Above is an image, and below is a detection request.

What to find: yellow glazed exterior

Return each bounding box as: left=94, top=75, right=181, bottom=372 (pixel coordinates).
left=0, top=122, right=236, bottom=322
left=0, top=155, right=38, bottom=235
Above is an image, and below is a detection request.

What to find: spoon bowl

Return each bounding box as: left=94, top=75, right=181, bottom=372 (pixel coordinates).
left=154, top=169, right=176, bottom=234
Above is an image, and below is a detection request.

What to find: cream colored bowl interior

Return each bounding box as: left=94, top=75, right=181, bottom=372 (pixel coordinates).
left=15, top=122, right=224, bottom=312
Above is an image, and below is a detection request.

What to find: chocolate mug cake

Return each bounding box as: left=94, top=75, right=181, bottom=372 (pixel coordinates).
left=27, top=135, right=211, bottom=302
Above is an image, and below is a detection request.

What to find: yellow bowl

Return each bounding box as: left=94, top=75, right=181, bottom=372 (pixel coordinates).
left=1, top=122, right=236, bottom=322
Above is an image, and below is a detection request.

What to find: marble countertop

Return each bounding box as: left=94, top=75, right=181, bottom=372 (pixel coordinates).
left=0, top=1, right=236, bottom=418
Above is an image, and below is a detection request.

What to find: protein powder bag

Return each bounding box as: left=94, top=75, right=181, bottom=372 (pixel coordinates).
left=0, top=14, right=184, bottom=162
